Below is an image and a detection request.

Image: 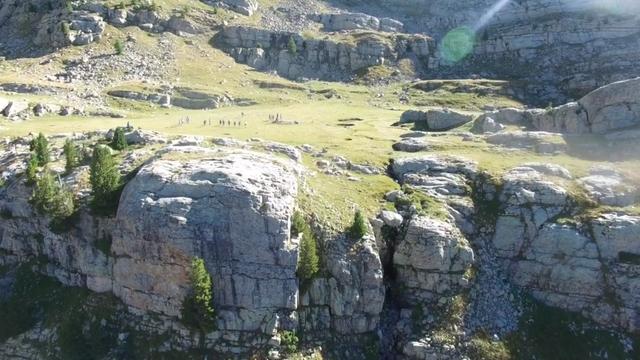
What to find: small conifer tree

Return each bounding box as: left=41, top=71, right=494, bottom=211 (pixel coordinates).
left=32, top=171, right=57, bottom=214
left=182, top=257, right=216, bottom=332
left=349, top=209, right=368, bottom=239
left=110, top=127, right=128, bottom=151
left=63, top=139, right=79, bottom=174
left=114, top=39, right=124, bottom=55
left=297, top=231, right=320, bottom=281
left=25, top=155, right=39, bottom=185
left=287, top=36, right=297, bottom=55
left=33, top=133, right=50, bottom=166
left=89, top=146, right=120, bottom=213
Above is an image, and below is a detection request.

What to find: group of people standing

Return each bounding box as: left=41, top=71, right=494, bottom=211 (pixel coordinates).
left=269, top=114, right=285, bottom=122
left=177, top=116, right=247, bottom=127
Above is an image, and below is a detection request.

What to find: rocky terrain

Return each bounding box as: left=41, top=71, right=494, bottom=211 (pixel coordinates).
left=1, top=0, right=639, bottom=359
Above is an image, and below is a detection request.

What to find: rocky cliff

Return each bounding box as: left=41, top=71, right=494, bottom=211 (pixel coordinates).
left=214, top=26, right=433, bottom=81
left=214, top=0, right=640, bottom=103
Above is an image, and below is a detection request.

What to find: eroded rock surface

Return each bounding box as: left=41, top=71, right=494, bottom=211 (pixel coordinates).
left=393, top=217, right=474, bottom=303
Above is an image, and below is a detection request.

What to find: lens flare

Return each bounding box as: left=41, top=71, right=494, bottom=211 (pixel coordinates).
left=584, top=0, right=640, bottom=15
left=472, top=0, right=512, bottom=32
left=439, top=27, right=476, bottom=64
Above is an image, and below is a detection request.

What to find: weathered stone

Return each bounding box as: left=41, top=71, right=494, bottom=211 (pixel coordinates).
left=393, top=138, right=429, bottom=152
left=219, top=0, right=259, bottom=16
left=393, top=217, right=474, bottom=302
left=2, top=101, right=29, bottom=118
left=380, top=210, right=403, bottom=228
left=316, top=12, right=404, bottom=33
left=476, top=117, right=505, bottom=133
left=112, top=150, right=299, bottom=332
left=579, top=171, right=637, bottom=207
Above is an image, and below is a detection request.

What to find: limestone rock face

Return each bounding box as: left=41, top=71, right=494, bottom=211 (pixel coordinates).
left=393, top=217, right=474, bottom=302
left=578, top=77, right=640, bottom=133
left=112, top=152, right=299, bottom=333
left=316, top=13, right=404, bottom=33
left=530, top=78, right=640, bottom=134
left=34, top=10, right=106, bottom=48
left=492, top=165, right=640, bottom=331
left=300, top=235, right=385, bottom=334
left=216, top=26, right=433, bottom=81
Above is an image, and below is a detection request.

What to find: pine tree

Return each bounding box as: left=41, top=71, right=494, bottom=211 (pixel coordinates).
left=349, top=209, right=368, bottom=239
left=32, top=171, right=57, bottom=214
left=25, top=155, right=39, bottom=185
left=292, top=211, right=320, bottom=281
left=287, top=36, right=297, bottom=55
left=182, top=257, right=216, bottom=332
left=63, top=139, right=78, bottom=174
left=90, top=146, right=121, bottom=213
left=110, top=127, right=128, bottom=151
left=33, top=133, right=50, bottom=166
left=297, top=231, right=319, bottom=281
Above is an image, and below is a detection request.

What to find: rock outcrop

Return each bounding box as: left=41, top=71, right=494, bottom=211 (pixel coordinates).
left=313, top=13, right=404, bottom=33
left=472, top=78, right=640, bottom=138
left=531, top=78, right=640, bottom=134
left=208, top=0, right=259, bottom=16
left=393, top=216, right=474, bottom=303
left=401, top=108, right=474, bottom=131
left=300, top=235, right=385, bottom=334
left=491, top=165, right=640, bottom=331
left=112, top=152, right=300, bottom=335
left=214, top=26, right=433, bottom=80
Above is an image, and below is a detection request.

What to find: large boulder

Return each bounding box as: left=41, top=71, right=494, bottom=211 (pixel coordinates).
left=220, top=0, right=259, bottom=16
left=316, top=12, right=404, bottom=33
left=111, top=150, right=299, bottom=333
left=530, top=78, right=640, bottom=134
left=392, top=138, right=429, bottom=152
left=400, top=108, right=473, bottom=131
left=2, top=101, right=29, bottom=118
left=578, top=77, right=640, bottom=134
left=0, top=97, right=9, bottom=113
left=393, top=217, right=474, bottom=303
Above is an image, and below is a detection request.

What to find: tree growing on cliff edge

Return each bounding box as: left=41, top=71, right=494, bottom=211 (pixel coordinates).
left=25, top=155, right=39, bottom=185
left=110, top=127, right=128, bottom=151
left=287, top=36, right=297, bottom=56
left=182, top=257, right=216, bottom=332
left=349, top=209, right=368, bottom=239
left=63, top=139, right=79, bottom=174
left=292, top=212, right=319, bottom=281
left=89, top=146, right=121, bottom=214
left=32, top=133, right=50, bottom=166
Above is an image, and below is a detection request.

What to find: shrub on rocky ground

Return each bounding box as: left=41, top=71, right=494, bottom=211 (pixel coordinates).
left=349, top=209, right=368, bottom=239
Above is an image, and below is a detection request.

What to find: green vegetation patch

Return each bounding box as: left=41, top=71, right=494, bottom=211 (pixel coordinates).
left=504, top=298, right=639, bottom=360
